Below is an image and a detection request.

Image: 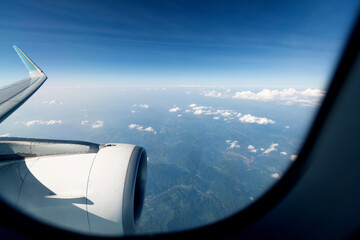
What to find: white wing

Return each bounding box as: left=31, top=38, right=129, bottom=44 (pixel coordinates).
left=0, top=45, right=47, bottom=123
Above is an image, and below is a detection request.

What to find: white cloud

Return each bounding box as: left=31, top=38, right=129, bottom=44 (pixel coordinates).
left=184, top=104, right=275, bottom=125
left=301, top=88, right=325, bottom=97
left=177, top=114, right=182, bottom=117
left=169, top=107, right=180, bottom=112
left=81, top=120, right=89, bottom=125
left=221, top=111, right=232, bottom=117
left=0, top=133, right=10, bottom=137
left=280, top=151, right=287, bottom=155
left=248, top=145, right=257, bottom=153
left=271, top=173, right=281, bottom=179
left=129, top=124, right=157, bottom=134
left=82, top=120, right=103, bottom=128
left=263, top=143, right=279, bottom=154
left=290, top=154, right=298, bottom=161
left=203, top=90, right=222, bottom=98
left=226, top=140, right=240, bottom=149
left=285, top=126, right=290, bottom=129
left=129, top=124, right=138, bottom=129
left=43, top=99, right=62, bottom=105
left=239, top=114, right=275, bottom=125
left=132, top=104, right=150, bottom=109
left=131, top=110, right=136, bottom=113
left=139, top=104, right=150, bottom=109
left=49, top=99, right=57, bottom=104
left=26, top=120, right=62, bottom=127
left=202, top=88, right=325, bottom=106
left=92, top=120, right=104, bottom=128
left=144, top=127, right=156, bottom=133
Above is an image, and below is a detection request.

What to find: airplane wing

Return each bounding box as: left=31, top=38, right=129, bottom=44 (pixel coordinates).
left=0, top=46, right=147, bottom=236
left=0, top=45, right=47, bottom=124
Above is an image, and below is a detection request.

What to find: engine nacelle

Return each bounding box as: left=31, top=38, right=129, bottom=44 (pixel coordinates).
left=0, top=140, right=147, bottom=236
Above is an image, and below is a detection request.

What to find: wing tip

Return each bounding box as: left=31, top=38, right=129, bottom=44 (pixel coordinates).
left=12, top=45, right=43, bottom=74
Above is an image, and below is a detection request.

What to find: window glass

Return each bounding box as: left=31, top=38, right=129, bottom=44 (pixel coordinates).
left=0, top=0, right=359, bottom=236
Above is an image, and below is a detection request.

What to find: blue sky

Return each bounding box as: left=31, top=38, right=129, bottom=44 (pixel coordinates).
left=0, top=0, right=359, bottom=88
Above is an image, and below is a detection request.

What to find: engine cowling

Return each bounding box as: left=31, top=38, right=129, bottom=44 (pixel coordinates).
left=0, top=140, right=147, bottom=236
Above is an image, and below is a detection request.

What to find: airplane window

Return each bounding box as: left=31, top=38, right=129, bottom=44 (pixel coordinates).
left=0, top=0, right=359, bottom=237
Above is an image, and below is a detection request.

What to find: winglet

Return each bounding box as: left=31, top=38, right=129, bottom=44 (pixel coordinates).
left=13, top=45, right=43, bottom=73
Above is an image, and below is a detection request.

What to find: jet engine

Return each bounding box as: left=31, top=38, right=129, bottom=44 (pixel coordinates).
left=0, top=138, right=147, bottom=236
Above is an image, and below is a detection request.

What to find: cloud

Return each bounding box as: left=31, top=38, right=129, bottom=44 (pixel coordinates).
left=49, top=99, right=57, bottom=104
left=81, top=120, right=89, bottom=125
left=226, top=140, right=240, bottom=149
left=271, top=173, right=281, bottom=179
left=169, top=107, right=180, bottom=112
left=43, top=99, right=63, bottom=105
left=248, top=145, right=257, bottom=153
left=144, top=127, right=156, bottom=133
left=285, top=126, right=290, bottom=129
left=92, top=120, right=104, bottom=128
left=129, top=124, right=157, bottom=134
left=280, top=151, right=287, bottom=155
left=129, top=124, right=138, bottom=129
left=26, top=120, right=62, bottom=127
left=302, top=88, right=325, bottom=97
left=139, top=104, right=150, bottom=109
left=0, top=133, right=10, bottom=137
left=290, top=154, right=298, bottom=161
left=239, top=114, right=275, bottom=125
left=132, top=104, right=150, bottom=109
left=202, top=88, right=325, bottom=106
left=203, top=90, right=222, bottom=98
left=184, top=104, right=275, bottom=125
left=221, top=111, right=232, bottom=117
left=263, top=143, right=279, bottom=154
left=81, top=120, right=104, bottom=128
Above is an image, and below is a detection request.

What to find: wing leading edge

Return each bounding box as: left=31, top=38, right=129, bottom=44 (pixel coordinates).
left=0, top=46, right=47, bottom=123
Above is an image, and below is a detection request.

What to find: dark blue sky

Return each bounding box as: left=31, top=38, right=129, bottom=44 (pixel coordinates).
left=0, top=0, right=359, bottom=87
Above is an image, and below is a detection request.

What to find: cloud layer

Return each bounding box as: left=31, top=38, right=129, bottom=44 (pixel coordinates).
left=183, top=104, right=275, bottom=125
left=202, top=88, right=325, bottom=106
